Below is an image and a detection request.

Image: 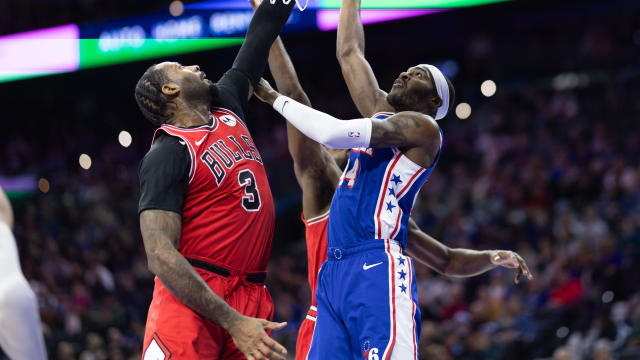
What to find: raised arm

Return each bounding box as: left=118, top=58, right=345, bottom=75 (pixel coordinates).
left=268, top=39, right=344, bottom=216
left=405, top=219, right=533, bottom=283
left=231, top=0, right=295, bottom=92
left=337, top=0, right=387, bottom=117
left=248, top=0, right=342, bottom=217
left=254, top=81, right=441, bottom=166
left=140, top=210, right=287, bottom=359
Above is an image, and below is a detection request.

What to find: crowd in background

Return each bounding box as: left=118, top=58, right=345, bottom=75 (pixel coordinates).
left=2, top=1, right=639, bottom=359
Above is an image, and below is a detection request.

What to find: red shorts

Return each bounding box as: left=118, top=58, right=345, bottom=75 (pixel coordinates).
left=295, top=306, right=317, bottom=360
left=142, top=269, right=273, bottom=360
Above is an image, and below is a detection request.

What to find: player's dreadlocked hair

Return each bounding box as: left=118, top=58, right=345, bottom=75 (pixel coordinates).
left=134, top=66, right=173, bottom=126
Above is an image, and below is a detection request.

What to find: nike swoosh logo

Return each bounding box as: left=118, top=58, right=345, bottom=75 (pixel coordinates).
left=363, top=262, right=383, bottom=270
left=195, top=135, right=207, bottom=146
left=282, top=100, right=289, bottom=112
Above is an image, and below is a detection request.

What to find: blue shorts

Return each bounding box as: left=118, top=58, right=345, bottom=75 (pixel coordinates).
left=307, top=240, right=420, bottom=360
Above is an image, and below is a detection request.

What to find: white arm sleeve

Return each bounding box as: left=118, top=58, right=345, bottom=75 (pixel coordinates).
left=273, top=95, right=372, bottom=149
left=0, top=223, right=47, bottom=360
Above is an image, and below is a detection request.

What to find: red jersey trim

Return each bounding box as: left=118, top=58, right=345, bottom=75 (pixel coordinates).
left=301, top=210, right=330, bottom=226
left=161, top=116, right=219, bottom=133
left=212, top=107, right=249, bottom=132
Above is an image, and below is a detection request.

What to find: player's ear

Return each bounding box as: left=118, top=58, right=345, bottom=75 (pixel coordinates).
left=162, top=82, right=181, bottom=97
left=429, top=94, right=443, bottom=109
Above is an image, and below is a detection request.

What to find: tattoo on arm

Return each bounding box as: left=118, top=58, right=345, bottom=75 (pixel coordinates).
left=369, top=112, right=430, bottom=148
left=140, top=210, right=239, bottom=329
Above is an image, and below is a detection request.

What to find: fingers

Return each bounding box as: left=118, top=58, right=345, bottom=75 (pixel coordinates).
left=261, top=333, right=287, bottom=357
left=516, top=254, right=533, bottom=280
left=261, top=319, right=287, bottom=330
left=257, top=341, right=286, bottom=360
left=514, top=267, right=522, bottom=284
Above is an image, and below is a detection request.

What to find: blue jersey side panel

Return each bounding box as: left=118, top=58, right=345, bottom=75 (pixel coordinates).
left=327, top=113, right=442, bottom=249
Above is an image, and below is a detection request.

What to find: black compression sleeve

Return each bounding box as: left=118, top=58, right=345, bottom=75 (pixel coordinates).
left=138, top=135, right=190, bottom=214
left=231, top=0, right=295, bottom=88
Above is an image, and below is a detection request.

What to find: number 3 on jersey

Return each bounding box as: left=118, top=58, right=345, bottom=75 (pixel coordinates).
left=339, top=158, right=360, bottom=188
left=238, top=169, right=261, bottom=211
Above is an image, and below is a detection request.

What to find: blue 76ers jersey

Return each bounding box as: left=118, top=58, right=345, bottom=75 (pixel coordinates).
left=327, top=112, right=442, bottom=249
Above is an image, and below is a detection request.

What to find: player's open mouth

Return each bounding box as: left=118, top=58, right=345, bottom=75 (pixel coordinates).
left=393, top=79, right=404, bottom=87
left=200, top=71, right=206, bottom=80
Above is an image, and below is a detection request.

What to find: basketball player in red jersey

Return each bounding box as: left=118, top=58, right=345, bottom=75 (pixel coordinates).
left=134, top=1, right=295, bottom=359
left=251, top=1, right=533, bottom=358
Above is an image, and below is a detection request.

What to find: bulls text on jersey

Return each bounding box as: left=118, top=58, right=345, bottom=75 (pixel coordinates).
left=200, top=135, right=263, bottom=185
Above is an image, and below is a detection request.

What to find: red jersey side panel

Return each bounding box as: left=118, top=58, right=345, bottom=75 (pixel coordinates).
left=296, top=212, right=328, bottom=360
left=152, top=107, right=275, bottom=273
left=301, top=211, right=329, bottom=307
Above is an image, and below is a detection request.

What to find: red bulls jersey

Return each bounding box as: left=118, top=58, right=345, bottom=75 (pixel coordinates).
left=152, top=107, right=275, bottom=273
left=301, top=211, right=329, bottom=306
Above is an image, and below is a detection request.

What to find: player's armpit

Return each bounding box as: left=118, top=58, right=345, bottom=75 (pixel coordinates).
left=369, top=111, right=441, bottom=150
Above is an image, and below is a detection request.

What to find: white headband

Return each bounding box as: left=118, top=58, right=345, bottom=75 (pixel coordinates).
left=418, top=64, right=450, bottom=120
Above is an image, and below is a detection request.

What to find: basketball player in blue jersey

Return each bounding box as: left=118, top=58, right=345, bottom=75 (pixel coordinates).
left=253, top=0, right=532, bottom=359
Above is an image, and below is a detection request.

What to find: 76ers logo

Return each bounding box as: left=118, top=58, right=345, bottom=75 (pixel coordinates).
left=219, top=115, right=237, bottom=127
left=363, top=348, right=379, bottom=360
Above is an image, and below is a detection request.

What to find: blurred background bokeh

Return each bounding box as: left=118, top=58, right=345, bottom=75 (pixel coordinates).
left=2, top=0, right=640, bottom=359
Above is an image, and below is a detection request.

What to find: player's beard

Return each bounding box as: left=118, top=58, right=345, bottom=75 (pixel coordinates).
left=208, top=82, right=220, bottom=105
left=387, top=90, right=412, bottom=112
left=388, top=88, right=431, bottom=113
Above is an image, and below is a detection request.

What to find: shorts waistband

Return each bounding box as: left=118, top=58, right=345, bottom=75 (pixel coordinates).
left=186, top=257, right=267, bottom=284
left=327, top=239, right=402, bottom=261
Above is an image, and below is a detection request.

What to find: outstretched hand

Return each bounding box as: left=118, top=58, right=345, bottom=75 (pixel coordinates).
left=490, top=250, right=533, bottom=284
left=227, top=314, right=288, bottom=360
left=254, top=78, right=280, bottom=105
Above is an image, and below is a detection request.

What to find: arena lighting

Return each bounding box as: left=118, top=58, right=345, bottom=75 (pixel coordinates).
left=79, top=154, right=92, bottom=170
left=556, top=326, right=569, bottom=338
left=118, top=131, right=133, bottom=148
left=455, top=102, right=472, bottom=119
left=480, top=79, right=496, bottom=97
left=38, top=178, right=50, bottom=194
left=186, top=0, right=511, bottom=10
left=0, top=24, right=79, bottom=83
left=0, top=0, right=512, bottom=83
left=317, top=9, right=442, bottom=31
left=169, top=1, right=185, bottom=17
left=79, top=38, right=244, bottom=70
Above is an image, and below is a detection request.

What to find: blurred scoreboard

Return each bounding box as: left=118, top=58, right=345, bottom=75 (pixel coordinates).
left=0, top=0, right=509, bottom=83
